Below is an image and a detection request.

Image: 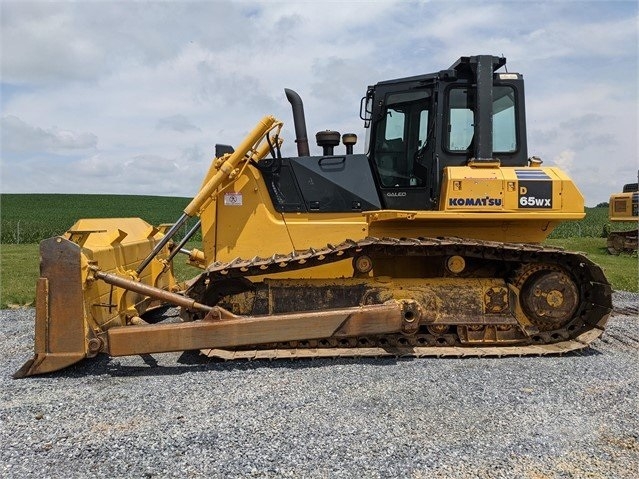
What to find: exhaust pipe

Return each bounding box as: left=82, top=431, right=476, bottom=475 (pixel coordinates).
left=285, top=88, right=310, bottom=157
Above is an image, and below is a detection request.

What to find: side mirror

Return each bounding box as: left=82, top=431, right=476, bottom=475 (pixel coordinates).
left=359, top=95, right=373, bottom=127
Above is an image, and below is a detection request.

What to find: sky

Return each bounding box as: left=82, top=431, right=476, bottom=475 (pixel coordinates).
left=1, top=0, right=637, bottom=206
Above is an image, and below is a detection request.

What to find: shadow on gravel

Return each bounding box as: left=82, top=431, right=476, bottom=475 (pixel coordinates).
left=24, top=351, right=414, bottom=379
left=107, top=354, right=412, bottom=377
left=572, top=347, right=603, bottom=357
left=26, top=346, right=603, bottom=379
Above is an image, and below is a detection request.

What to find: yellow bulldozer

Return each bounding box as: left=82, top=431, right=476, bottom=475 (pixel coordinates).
left=15, top=55, right=612, bottom=378
left=607, top=182, right=638, bottom=255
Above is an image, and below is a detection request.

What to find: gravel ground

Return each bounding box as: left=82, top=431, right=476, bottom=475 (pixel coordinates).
left=1, top=291, right=638, bottom=479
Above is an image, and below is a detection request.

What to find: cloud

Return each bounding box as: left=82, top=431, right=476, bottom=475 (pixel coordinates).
left=0, top=1, right=636, bottom=206
left=553, top=150, right=575, bottom=174
left=1, top=115, right=97, bottom=152
left=74, top=154, right=120, bottom=178
left=0, top=1, right=252, bottom=85
left=0, top=4, right=104, bottom=84
left=156, top=115, right=201, bottom=133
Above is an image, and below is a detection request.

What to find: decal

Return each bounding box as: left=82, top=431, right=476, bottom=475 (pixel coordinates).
left=518, top=181, right=552, bottom=208
left=448, top=196, right=502, bottom=207
left=515, top=169, right=551, bottom=180
left=386, top=191, right=407, bottom=197
left=224, top=192, right=243, bottom=206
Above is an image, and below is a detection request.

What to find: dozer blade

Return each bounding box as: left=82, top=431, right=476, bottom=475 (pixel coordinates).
left=15, top=218, right=177, bottom=378
left=13, top=238, right=86, bottom=378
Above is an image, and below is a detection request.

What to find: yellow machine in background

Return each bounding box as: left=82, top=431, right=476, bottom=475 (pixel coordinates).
left=607, top=182, right=638, bottom=255
left=15, top=55, right=612, bottom=378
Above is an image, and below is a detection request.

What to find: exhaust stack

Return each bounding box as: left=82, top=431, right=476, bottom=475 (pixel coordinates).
left=284, top=88, right=310, bottom=157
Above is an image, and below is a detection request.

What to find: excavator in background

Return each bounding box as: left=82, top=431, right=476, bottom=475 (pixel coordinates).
left=607, top=181, right=638, bottom=255
left=15, top=55, right=612, bottom=378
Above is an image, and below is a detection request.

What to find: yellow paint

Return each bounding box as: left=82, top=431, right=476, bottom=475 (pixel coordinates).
left=194, top=159, right=587, bottom=278
left=184, top=116, right=281, bottom=217
left=64, top=218, right=175, bottom=330
left=440, top=165, right=584, bottom=214
left=609, top=191, right=638, bottom=222
left=446, top=256, right=466, bottom=274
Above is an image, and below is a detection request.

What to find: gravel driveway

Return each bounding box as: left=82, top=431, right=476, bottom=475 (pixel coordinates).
left=1, top=292, right=637, bottom=479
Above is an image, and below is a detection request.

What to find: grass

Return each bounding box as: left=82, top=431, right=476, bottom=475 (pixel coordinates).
left=546, top=237, right=638, bottom=292
left=0, top=194, right=197, bottom=244
left=0, top=242, right=204, bottom=309
left=1, top=195, right=637, bottom=308
left=0, top=244, right=39, bottom=308
left=549, top=206, right=637, bottom=239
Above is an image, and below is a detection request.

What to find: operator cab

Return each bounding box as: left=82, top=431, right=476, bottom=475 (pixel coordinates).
left=363, top=55, right=528, bottom=209
left=260, top=55, right=529, bottom=214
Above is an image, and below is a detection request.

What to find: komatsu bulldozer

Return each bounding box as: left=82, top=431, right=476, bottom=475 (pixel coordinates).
left=607, top=181, right=638, bottom=255
left=15, top=55, right=612, bottom=378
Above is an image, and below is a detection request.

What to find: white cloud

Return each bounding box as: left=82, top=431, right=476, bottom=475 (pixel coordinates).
left=1, top=115, right=97, bottom=152
left=156, top=115, right=201, bottom=133
left=0, top=0, right=636, bottom=206
left=74, top=154, right=119, bottom=178
left=1, top=3, right=102, bottom=84
left=553, top=150, right=575, bottom=174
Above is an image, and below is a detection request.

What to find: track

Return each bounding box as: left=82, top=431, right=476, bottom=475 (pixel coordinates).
left=613, top=304, right=639, bottom=317
left=186, top=236, right=613, bottom=359
left=607, top=229, right=638, bottom=255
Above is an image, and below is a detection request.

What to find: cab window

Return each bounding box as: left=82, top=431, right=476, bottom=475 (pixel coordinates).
left=446, top=85, right=517, bottom=153
left=447, top=88, right=474, bottom=151
left=492, top=86, right=517, bottom=152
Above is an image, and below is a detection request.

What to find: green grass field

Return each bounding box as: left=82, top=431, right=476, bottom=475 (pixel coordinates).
left=545, top=238, right=638, bottom=292
left=0, top=194, right=196, bottom=244
left=549, top=205, right=637, bottom=239
left=1, top=194, right=637, bottom=308
left=0, top=242, right=203, bottom=308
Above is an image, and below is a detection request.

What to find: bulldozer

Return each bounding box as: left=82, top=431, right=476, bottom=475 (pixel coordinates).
left=15, top=55, right=612, bottom=378
left=607, top=182, right=638, bottom=255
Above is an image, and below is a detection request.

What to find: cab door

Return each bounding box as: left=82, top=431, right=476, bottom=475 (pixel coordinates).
left=369, top=88, right=436, bottom=210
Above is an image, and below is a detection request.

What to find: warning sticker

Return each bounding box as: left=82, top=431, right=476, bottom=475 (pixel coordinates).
left=224, top=192, right=243, bottom=206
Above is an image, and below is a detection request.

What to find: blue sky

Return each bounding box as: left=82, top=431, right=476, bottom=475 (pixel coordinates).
left=1, top=0, right=637, bottom=205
